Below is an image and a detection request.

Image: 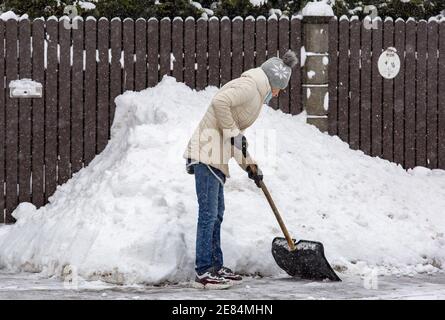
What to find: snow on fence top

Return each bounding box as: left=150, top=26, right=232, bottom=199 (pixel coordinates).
left=4, top=14, right=439, bottom=25
left=0, top=10, right=28, bottom=21
left=268, top=14, right=278, bottom=21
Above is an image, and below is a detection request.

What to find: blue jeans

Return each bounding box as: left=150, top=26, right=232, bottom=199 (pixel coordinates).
left=194, top=163, right=226, bottom=274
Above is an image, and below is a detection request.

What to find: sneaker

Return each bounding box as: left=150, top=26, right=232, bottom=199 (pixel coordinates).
left=217, top=266, right=243, bottom=282
left=193, top=270, right=233, bottom=290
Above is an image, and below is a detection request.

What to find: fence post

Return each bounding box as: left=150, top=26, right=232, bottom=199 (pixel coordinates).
left=302, top=16, right=331, bottom=132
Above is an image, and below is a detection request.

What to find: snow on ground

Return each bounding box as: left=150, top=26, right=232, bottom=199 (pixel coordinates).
left=0, top=76, right=444, bottom=285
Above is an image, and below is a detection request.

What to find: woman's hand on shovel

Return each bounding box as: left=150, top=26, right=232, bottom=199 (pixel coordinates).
left=246, top=165, right=263, bottom=188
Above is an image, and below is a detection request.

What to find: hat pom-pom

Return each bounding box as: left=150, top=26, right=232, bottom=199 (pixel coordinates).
left=282, top=50, right=298, bottom=68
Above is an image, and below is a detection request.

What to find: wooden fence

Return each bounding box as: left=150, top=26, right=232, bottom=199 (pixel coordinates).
left=0, top=16, right=303, bottom=223
left=2, top=15, right=444, bottom=224
left=328, top=17, right=445, bottom=170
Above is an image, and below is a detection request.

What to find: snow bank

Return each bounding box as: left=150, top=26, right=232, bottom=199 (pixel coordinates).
left=0, top=76, right=444, bottom=284
left=302, top=0, right=334, bottom=17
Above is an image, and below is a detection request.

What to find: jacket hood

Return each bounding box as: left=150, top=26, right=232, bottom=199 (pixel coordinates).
left=241, top=67, right=272, bottom=101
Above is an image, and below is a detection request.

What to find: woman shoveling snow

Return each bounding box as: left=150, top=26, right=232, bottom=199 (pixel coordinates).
left=183, top=50, right=298, bottom=289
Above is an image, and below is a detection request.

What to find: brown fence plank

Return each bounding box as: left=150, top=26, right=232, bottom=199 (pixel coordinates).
left=110, top=18, right=122, bottom=132
left=404, top=19, right=417, bottom=169
left=244, top=17, right=255, bottom=71
left=255, top=17, right=267, bottom=67
left=328, top=17, right=338, bottom=134
left=383, top=18, right=394, bottom=162
left=393, top=19, right=405, bottom=167
left=196, top=18, right=208, bottom=90
left=278, top=16, right=290, bottom=114
left=438, top=22, right=445, bottom=169
left=426, top=20, right=438, bottom=169
left=97, top=18, right=110, bottom=154
left=71, top=18, right=84, bottom=174
left=184, top=17, right=196, bottom=88
left=147, top=18, right=159, bottom=87
left=208, top=17, right=219, bottom=87
left=349, top=18, right=360, bottom=150
left=415, top=20, right=428, bottom=167
left=267, top=17, right=278, bottom=109
left=338, top=18, right=349, bottom=143
left=5, top=19, right=18, bottom=221
left=58, top=19, right=71, bottom=185
left=232, top=17, right=243, bottom=80
left=123, top=18, right=135, bottom=91
left=172, top=17, right=184, bottom=83
left=135, top=18, right=147, bottom=91
left=0, top=20, right=4, bottom=221
left=84, top=18, right=97, bottom=165
left=371, top=19, right=383, bottom=158
left=290, top=17, right=302, bottom=115
left=18, top=19, right=32, bottom=204
left=220, top=17, right=231, bottom=86
left=360, top=18, right=372, bottom=155
left=31, top=18, right=45, bottom=207
left=44, top=18, right=58, bottom=204
left=160, top=17, right=171, bottom=80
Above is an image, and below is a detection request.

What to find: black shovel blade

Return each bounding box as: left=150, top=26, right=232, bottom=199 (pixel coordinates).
left=272, top=237, right=341, bottom=281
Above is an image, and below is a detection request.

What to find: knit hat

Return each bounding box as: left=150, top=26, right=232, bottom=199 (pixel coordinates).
left=260, top=50, right=298, bottom=90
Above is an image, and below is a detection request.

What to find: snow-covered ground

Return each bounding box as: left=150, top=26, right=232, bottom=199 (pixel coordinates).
left=0, top=75, right=444, bottom=287
left=0, top=270, right=444, bottom=300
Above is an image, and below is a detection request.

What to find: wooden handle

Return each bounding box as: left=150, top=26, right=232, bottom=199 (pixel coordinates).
left=249, top=165, right=296, bottom=251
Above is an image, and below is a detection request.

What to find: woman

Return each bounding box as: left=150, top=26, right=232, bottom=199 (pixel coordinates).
left=184, top=50, right=298, bottom=289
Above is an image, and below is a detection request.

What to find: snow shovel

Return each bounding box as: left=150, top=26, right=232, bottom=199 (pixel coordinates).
left=248, top=165, right=341, bottom=281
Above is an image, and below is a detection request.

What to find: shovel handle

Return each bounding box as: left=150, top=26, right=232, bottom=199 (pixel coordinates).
left=249, top=165, right=296, bottom=251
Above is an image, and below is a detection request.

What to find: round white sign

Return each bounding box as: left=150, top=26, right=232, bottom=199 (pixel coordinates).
left=378, top=48, right=400, bottom=79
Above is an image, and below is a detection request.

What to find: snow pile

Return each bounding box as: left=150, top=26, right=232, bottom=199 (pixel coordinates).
left=0, top=76, right=445, bottom=285
left=302, top=0, right=334, bottom=17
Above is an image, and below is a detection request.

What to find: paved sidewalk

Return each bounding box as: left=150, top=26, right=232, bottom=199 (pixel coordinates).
left=0, top=270, right=444, bottom=300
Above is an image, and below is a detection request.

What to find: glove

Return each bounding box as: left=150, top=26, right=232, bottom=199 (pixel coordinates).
left=186, top=158, right=195, bottom=174
left=246, top=165, right=263, bottom=188
left=231, top=133, right=248, bottom=158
